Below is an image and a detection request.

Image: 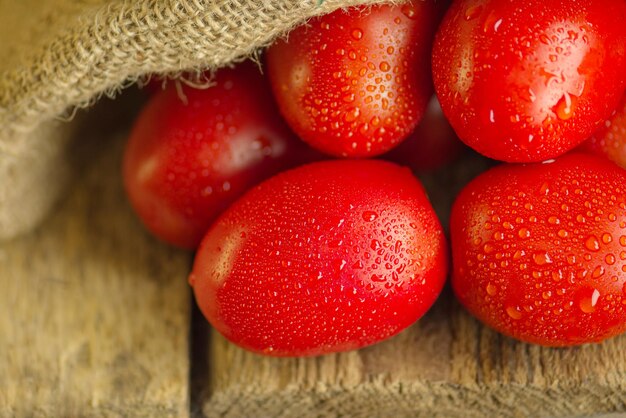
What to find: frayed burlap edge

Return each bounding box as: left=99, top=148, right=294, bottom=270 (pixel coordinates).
left=0, top=0, right=398, bottom=241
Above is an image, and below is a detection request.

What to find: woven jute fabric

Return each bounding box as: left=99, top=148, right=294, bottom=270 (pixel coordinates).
left=0, top=0, right=395, bottom=241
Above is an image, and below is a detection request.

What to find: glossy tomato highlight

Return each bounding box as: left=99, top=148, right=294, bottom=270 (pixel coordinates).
left=190, top=160, right=448, bottom=356
left=451, top=153, right=626, bottom=346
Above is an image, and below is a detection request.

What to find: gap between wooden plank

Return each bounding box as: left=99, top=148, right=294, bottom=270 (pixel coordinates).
left=189, top=288, right=211, bottom=418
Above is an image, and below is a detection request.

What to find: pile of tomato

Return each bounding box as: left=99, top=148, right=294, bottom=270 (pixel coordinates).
left=123, top=0, right=626, bottom=356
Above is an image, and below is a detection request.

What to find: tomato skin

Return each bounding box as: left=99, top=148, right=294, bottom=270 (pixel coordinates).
left=451, top=153, right=626, bottom=346
left=383, top=95, right=466, bottom=172
left=579, top=94, right=626, bottom=169
left=123, top=62, right=310, bottom=249
left=433, top=0, right=626, bottom=163
left=190, top=160, right=448, bottom=356
left=266, top=1, right=438, bottom=158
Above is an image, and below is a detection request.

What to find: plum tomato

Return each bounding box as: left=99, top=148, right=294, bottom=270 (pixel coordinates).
left=432, top=0, right=626, bottom=163
left=123, top=62, right=311, bottom=249
left=579, top=94, right=626, bottom=169
left=451, top=153, right=626, bottom=346
left=266, top=0, right=439, bottom=158
left=190, top=160, right=448, bottom=356
left=383, top=95, right=466, bottom=172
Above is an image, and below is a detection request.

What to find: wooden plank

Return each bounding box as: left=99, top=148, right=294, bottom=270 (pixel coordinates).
left=0, top=132, right=192, bottom=418
left=200, top=155, right=626, bottom=417
left=203, top=292, right=626, bottom=418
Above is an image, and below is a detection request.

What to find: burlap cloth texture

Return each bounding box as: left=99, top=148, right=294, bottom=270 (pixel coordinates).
left=0, top=0, right=399, bottom=241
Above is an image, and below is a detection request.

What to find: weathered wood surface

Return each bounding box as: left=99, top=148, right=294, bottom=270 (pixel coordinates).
left=0, top=128, right=192, bottom=418
left=204, top=290, right=626, bottom=418
left=202, top=157, right=626, bottom=418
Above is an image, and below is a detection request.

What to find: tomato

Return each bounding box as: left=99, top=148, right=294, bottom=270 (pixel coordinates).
left=579, top=94, right=626, bottom=169
left=190, top=160, right=448, bottom=356
left=432, top=0, right=626, bottom=163
left=266, top=0, right=438, bottom=158
left=451, top=153, right=626, bottom=346
left=123, top=62, right=312, bottom=249
left=383, top=95, right=466, bottom=171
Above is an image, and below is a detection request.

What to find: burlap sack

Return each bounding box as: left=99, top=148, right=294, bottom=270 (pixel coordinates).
left=0, top=0, right=398, bottom=241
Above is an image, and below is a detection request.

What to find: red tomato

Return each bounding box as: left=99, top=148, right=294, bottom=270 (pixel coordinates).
left=579, top=94, right=626, bottom=169
left=432, top=0, right=626, bottom=163
left=123, top=62, right=312, bottom=249
left=384, top=95, right=466, bottom=171
left=451, top=153, right=626, bottom=346
left=190, top=160, right=448, bottom=356
left=266, top=0, right=438, bottom=158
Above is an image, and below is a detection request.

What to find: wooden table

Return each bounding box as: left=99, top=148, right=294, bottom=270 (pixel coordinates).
left=2, top=98, right=626, bottom=418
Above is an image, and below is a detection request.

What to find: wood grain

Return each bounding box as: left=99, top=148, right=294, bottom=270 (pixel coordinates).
left=201, top=155, right=626, bottom=418
left=203, top=290, right=626, bottom=418
left=0, top=131, right=192, bottom=418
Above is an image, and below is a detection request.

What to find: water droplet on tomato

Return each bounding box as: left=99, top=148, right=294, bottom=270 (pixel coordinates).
left=605, top=254, right=616, bottom=265
left=370, top=274, right=385, bottom=283
left=465, top=5, right=483, bottom=20
left=344, top=107, right=361, bottom=123
left=585, top=235, right=601, bottom=252
left=578, top=288, right=601, bottom=313
left=401, top=4, right=417, bottom=19
left=506, top=306, right=523, bottom=320
left=554, top=93, right=575, bottom=120
left=362, top=211, right=378, bottom=222
left=533, top=252, right=553, bottom=265
left=343, top=93, right=356, bottom=103
left=493, top=18, right=503, bottom=32
left=592, top=265, right=605, bottom=278
left=486, top=283, right=497, bottom=296
left=351, top=28, right=363, bottom=40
